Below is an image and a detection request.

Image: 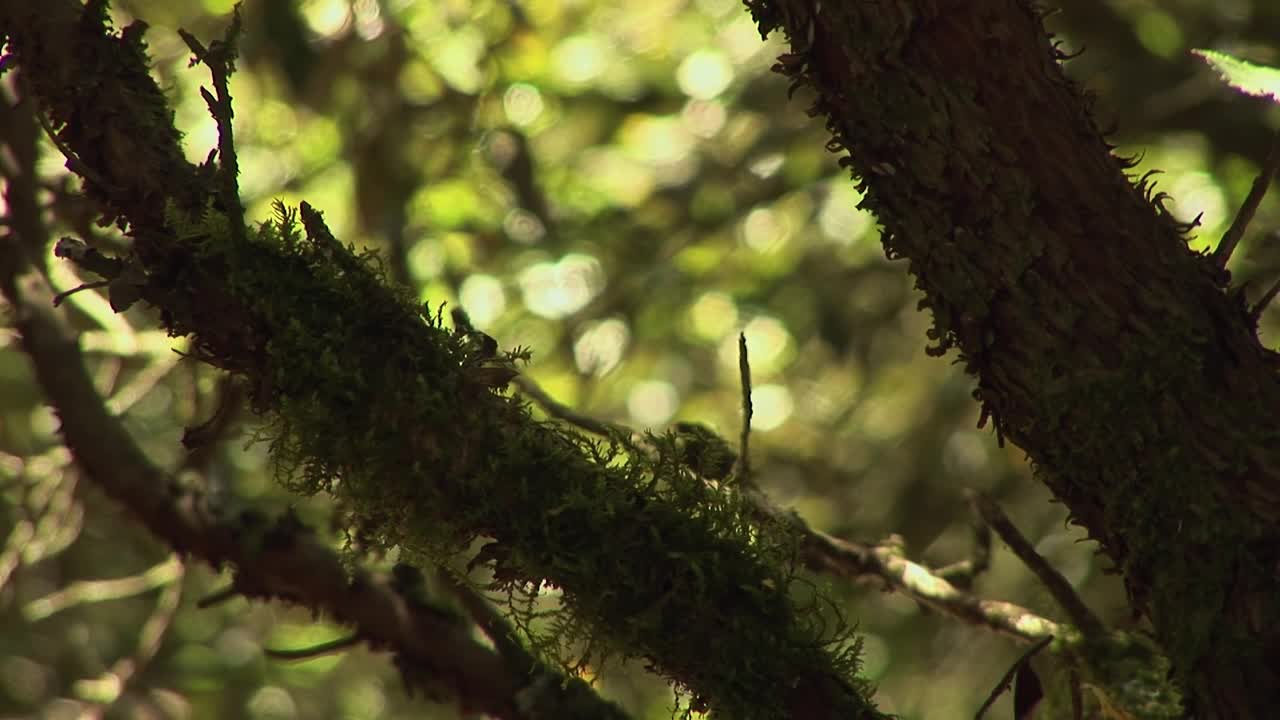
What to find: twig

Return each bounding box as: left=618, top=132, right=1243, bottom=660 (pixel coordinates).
left=51, top=280, right=111, bottom=306
left=197, top=584, right=239, bottom=608
left=181, top=376, right=246, bottom=473
left=72, top=558, right=185, bottom=713
left=1249, top=273, right=1280, bottom=321
left=513, top=375, right=632, bottom=440
left=488, top=128, right=555, bottom=239
left=1069, top=666, right=1084, bottom=720
left=513, top=373, right=1065, bottom=643
left=29, top=91, right=113, bottom=192
left=1214, top=130, right=1280, bottom=269
left=23, top=555, right=183, bottom=621
left=104, top=350, right=182, bottom=415
left=178, top=8, right=247, bottom=245
left=973, top=634, right=1053, bottom=719
left=266, top=634, right=361, bottom=660
left=737, top=333, right=753, bottom=483
left=935, top=496, right=993, bottom=590
left=437, top=568, right=538, bottom=677
left=969, top=490, right=1106, bottom=639
left=797, top=523, right=1063, bottom=642
left=0, top=451, right=83, bottom=589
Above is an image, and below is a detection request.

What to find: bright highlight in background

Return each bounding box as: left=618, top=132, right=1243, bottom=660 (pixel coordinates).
left=677, top=50, right=735, bottom=100
left=504, top=84, right=546, bottom=127
left=554, top=35, right=611, bottom=86
left=751, top=384, right=794, bottom=431
left=459, top=274, right=507, bottom=327
left=687, top=291, right=738, bottom=342
left=430, top=28, right=485, bottom=93
left=574, top=318, right=630, bottom=376
left=741, top=207, right=789, bottom=252
left=301, top=0, right=351, bottom=38
left=519, top=254, right=605, bottom=318
left=725, top=316, right=792, bottom=375
left=628, top=380, right=680, bottom=426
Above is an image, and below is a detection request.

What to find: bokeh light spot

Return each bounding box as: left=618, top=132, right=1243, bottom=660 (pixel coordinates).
left=741, top=207, right=789, bottom=252
left=677, top=50, right=735, bottom=100
left=574, top=318, right=630, bottom=376
left=459, top=274, right=507, bottom=327
left=751, top=384, right=794, bottom=431
left=504, top=83, right=546, bottom=126
left=726, top=316, right=792, bottom=374
left=687, top=292, right=739, bottom=342
left=246, top=686, right=296, bottom=720
left=519, top=254, right=605, bottom=318
left=554, top=35, right=611, bottom=86
left=300, top=0, right=351, bottom=39
left=628, top=380, right=680, bottom=426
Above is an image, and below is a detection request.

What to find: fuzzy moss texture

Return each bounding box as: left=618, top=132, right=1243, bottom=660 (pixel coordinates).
left=209, top=198, right=885, bottom=718
left=2, top=3, right=886, bottom=717
left=166, top=198, right=878, bottom=719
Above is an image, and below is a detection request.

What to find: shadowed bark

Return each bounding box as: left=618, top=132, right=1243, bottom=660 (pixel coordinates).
left=5, top=0, right=1280, bottom=716
left=745, top=0, right=1280, bottom=714
left=0, top=3, right=881, bottom=718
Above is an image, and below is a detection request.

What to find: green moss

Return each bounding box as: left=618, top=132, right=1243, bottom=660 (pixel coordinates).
left=158, top=198, right=882, bottom=718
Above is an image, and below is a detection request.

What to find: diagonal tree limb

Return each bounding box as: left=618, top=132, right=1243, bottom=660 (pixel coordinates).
left=0, top=69, right=625, bottom=714
left=798, top=524, right=1062, bottom=642
left=0, top=235, right=630, bottom=720
left=511, top=367, right=1184, bottom=710
left=514, top=368, right=1063, bottom=644
left=1, top=4, right=881, bottom=717
left=969, top=491, right=1106, bottom=641
left=1213, top=130, right=1280, bottom=269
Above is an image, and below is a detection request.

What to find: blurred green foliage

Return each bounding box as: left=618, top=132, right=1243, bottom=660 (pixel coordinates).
left=2, top=0, right=1279, bottom=718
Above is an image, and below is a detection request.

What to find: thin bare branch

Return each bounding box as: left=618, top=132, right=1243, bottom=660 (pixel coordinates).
left=514, top=372, right=1064, bottom=644
left=738, top=332, right=754, bottom=483
left=1214, top=130, right=1280, bottom=268
left=969, top=491, right=1106, bottom=640
left=973, top=635, right=1053, bottom=719
left=23, top=555, right=183, bottom=622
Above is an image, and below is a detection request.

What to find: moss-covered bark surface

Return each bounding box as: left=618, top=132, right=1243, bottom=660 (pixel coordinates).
left=2, top=2, right=885, bottom=718
left=7, top=0, right=1280, bottom=715
left=745, top=0, right=1280, bottom=714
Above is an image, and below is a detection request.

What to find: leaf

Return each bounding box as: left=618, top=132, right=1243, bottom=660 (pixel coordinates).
left=1192, top=49, right=1280, bottom=104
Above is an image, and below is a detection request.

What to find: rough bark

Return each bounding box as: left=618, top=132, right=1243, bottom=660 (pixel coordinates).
left=0, top=3, right=881, bottom=718
left=746, top=0, right=1280, bottom=714
left=5, top=0, right=1280, bottom=715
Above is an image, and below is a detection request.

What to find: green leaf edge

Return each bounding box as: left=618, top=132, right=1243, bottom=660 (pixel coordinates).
left=1191, top=48, right=1280, bottom=104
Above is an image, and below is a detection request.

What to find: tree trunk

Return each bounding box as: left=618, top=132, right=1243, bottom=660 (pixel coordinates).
left=5, top=0, right=1280, bottom=714
left=747, top=0, right=1280, bottom=713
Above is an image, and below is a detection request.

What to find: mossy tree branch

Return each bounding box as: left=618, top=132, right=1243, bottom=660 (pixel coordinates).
left=0, top=235, right=622, bottom=720
left=1, top=3, right=881, bottom=718
left=745, top=0, right=1280, bottom=714
left=0, top=79, right=627, bottom=717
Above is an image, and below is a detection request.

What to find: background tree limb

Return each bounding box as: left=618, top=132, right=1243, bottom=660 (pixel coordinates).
left=0, top=234, right=627, bottom=720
